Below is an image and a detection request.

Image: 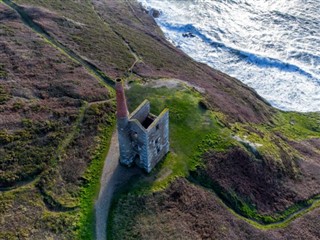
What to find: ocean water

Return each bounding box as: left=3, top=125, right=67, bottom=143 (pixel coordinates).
left=138, top=0, right=320, bottom=112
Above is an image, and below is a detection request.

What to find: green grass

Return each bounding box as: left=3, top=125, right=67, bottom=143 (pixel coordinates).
left=272, top=111, right=320, bottom=140
left=229, top=110, right=320, bottom=176
left=231, top=111, right=320, bottom=149
left=191, top=170, right=320, bottom=225
left=123, top=80, right=236, bottom=194
left=0, top=63, right=8, bottom=79
left=107, top=80, right=237, bottom=238
left=77, top=114, right=115, bottom=240
left=0, top=85, right=10, bottom=104
left=109, top=79, right=320, bottom=236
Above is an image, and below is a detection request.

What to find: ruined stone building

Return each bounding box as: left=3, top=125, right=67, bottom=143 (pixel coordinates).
left=115, top=79, right=169, bottom=173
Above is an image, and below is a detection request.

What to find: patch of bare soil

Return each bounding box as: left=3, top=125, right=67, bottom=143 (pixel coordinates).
left=144, top=78, right=205, bottom=93
left=111, top=178, right=320, bottom=240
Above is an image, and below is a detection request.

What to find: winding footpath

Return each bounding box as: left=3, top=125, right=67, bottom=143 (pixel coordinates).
left=2, top=0, right=320, bottom=237
left=2, top=0, right=114, bottom=88
left=94, top=132, right=119, bottom=240
left=95, top=131, right=141, bottom=240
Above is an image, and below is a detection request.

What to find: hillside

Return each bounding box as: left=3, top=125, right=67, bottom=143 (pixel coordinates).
left=0, top=0, right=319, bottom=239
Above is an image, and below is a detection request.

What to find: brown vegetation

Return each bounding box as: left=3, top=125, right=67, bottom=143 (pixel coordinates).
left=110, top=178, right=320, bottom=240
left=92, top=0, right=275, bottom=124
left=38, top=102, right=115, bottom=210
left=0, top=3, right=109, bottom=188
left=0, top=2, right=114, bottom=238
left=195, top=147, right=320, bottom=215
left=1, top=0, right=319, bottom=239
left=15, top=0, right=274, bottom=123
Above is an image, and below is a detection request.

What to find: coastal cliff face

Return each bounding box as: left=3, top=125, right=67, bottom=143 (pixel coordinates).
left=0, top=0, right=319, bottom=239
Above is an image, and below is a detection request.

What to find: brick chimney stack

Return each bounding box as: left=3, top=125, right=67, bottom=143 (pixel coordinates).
left=115, top=78, right=128, bottom=119
left=115, top=78, right=133, bottom=166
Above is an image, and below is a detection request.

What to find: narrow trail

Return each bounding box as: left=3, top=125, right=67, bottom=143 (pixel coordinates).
left=2, top=0, right=115, bottom=89
left=232, top=196, right=320, bottom=230
left=0, top=0, right=116, bottom=193
left=94, top=131, right=141, bottom=240
left=3, top=0, right=320, bottom=236
left=0, top=103, right=88, bottom=192
left=90, top=0, right=143, bottom=74
left=124, top=0, right=144, bottom=25
left=0, top=99, right=114, bottom=193
left=193, top=180, right=320, bottom=230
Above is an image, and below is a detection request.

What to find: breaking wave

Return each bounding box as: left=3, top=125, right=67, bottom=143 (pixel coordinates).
left=138, top=0, right=320, bottom=112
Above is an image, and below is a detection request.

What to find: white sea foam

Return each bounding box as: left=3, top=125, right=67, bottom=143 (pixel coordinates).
left=138, top=0, right=320, bottom=112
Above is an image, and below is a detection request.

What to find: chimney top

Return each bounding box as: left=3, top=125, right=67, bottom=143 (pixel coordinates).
left=115, top=79, right=128, bottom=118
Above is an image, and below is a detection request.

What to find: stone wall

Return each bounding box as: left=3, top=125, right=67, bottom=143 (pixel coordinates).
left=129, top=100, right=150, bottom=124
left=118, top=98, right=169, bottom=173
left=129, top=120, right=149, bottom=170
left=117, top=117, right=134, bottom=166
left=146, top=109, right=170, bottom=172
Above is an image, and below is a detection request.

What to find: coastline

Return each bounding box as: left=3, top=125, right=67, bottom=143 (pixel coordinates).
left=138, top=0, right=320, bottom=113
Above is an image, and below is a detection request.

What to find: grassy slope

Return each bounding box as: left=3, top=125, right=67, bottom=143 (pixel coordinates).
left=14, top=0, right=135, bottom=78
left=109, top=81, right=320, bottom=239
left=92, top=0, right=275, bottom=124
left=123, top=80, right=235, bottom=193
left=110, top=179, right=320, bottom=240
left=1, top=0, right=319, bottom=239
left=15, top=0, right=275, bottom=123
left=0, top=1, right=116, bottom=239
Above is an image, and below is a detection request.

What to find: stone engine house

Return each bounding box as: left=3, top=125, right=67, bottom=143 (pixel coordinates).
left=115, top=79, right=169, bottom=173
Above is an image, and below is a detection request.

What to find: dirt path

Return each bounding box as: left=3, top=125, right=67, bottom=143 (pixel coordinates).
left=0, top=103, right=88, bottom=192
left=4, top=0, right=320, bottom=234
left=90, top=0, right=143, bottom=74
left=95, top=131, right=141, bottom=240
left=2, top=0, right=114, bottom=89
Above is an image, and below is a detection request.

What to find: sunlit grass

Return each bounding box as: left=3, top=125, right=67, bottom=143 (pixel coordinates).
left=124, top=80, right=235, bottom=193
left=109, top=79, right=320, bottom=238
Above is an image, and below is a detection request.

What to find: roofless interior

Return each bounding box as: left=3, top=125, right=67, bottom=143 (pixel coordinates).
left=141, top=114, right=156, bottom=129
left=116, top=78, right=156, bottom=129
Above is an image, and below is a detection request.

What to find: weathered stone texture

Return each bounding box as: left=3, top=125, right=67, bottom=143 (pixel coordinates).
left=146, top=110, right=169, bottom=172
left=116, top=80, right=169, bottom=172
left=129, top=100, right=150, bottom=123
